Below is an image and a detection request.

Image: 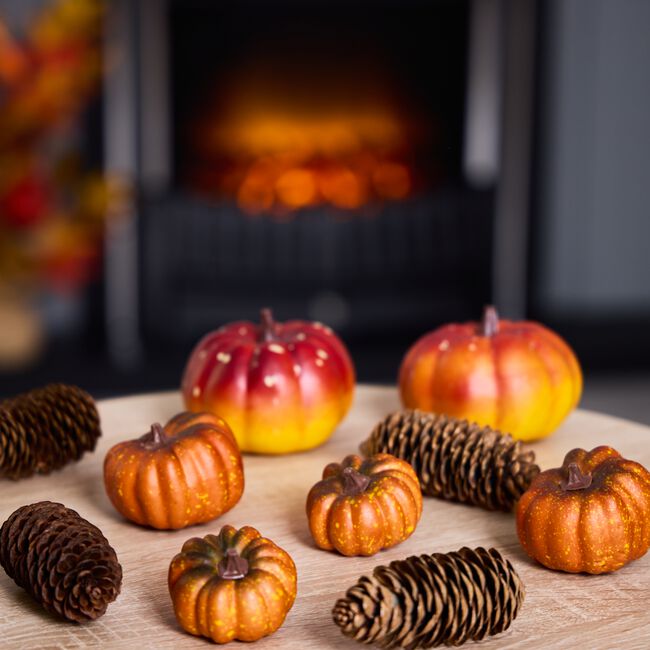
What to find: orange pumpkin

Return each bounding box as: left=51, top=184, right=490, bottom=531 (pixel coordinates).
left=306, top=453, right=422, bottom=556
left=516, top=446, right=650, bottom=573
left=168, top=524, right=297, bottom=643
left=399, top=305, right=582, bottom=441
left=103, top=412, right=244, bottom=529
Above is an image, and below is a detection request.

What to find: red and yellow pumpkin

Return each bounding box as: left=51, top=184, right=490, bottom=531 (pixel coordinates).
left=399, top=305, right=582, bottom=441
left=306, top=453, right=422, bottom=556
left=516, top=446, right=650, bottom=573
left=103, top=411, right=244, bottom=529
left=168, top=524, right=297, bottom=643
left=182, top=308, right=355, bottom=454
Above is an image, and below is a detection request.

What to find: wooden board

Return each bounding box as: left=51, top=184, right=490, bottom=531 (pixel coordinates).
left=2, top=385, right=650, bottom=649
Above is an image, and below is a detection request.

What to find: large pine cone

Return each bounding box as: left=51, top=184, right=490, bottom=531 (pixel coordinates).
left=0, top=501, right=122, bottom=622
left=361, top=410, right=539, bottom=512
left=0, top=383, right=101, bottom=479
left=333, top=546, right=524, bottom=648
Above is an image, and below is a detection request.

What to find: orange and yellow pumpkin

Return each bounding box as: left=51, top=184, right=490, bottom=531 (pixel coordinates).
left=516, top=446, right=650, bottom=573
left=399, top=305, right=582, bottom=441
left=306, top=453, right=422, bottom=556
left=103, top=411, right=244, bottom=529
left=168, top=525, right=297, bottom=643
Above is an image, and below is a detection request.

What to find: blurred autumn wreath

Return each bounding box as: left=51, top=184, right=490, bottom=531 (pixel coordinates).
left=0, top=0, right=126, bottom=368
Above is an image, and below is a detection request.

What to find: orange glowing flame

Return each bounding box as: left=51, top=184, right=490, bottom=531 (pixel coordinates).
left=190, top=103, right=413, bottom=215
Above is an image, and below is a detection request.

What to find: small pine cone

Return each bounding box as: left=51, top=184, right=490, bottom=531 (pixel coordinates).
left=333, top=546, right=524, bottom=648
left=0, top=383, right=101, bottom=479
left=361, top=410, right=539, bottom=512
left=0, top=501, right=122, bottom=622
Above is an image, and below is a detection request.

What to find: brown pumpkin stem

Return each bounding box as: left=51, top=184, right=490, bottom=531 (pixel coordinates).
left=217, top=548, right=249, bottom=580
left=141, top=423, right=165, bottom=450
left=480, top=305, right=500, bottom=336
left=341, top=467, right=371, bottom=496
left=259, top=308, right=276, bottom=342
left=561, top=462, right=593, bottom=491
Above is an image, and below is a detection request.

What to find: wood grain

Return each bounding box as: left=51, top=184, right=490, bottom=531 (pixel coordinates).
left=1, top=386, right=650, bottom=649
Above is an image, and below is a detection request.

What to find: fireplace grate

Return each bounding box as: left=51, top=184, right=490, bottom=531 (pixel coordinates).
left=141, top=189, right=493, bottom=343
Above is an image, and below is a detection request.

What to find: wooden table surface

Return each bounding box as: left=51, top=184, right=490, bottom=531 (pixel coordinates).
left=2, top=385, right=650, bottom=649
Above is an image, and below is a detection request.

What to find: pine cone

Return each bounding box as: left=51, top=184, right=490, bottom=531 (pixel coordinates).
left=333, top=546, right=524, bottom=648
left=0, top=383, right=101, bottom=479
left=360, top=410, right=539, bottom=512
left=0, top=501, right=122, bottom=622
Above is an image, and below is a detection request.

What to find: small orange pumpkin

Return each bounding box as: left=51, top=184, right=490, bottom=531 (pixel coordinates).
left=103, top=412, right=244, bottom=529
left=306, top=453, right=422, bottom=556
left=168, top=525, right=297, bottom=643
left=516, top=446, right=650, bottom=573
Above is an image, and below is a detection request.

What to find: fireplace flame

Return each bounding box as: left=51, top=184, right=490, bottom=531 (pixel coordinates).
left=189, top=108, right=412, bottom=215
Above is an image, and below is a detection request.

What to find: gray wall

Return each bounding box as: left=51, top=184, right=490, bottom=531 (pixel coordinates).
left=538, top=0, right=650, bottom=316
left=0, top=0, right=47, bottom=32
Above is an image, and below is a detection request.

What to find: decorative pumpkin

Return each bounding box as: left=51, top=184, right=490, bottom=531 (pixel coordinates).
left=399, top=305, right=582, bottom=441
left=168, top=524, right=297, bottom=643
left=103, top=411, right=244, bottom=529
left=182, top=308, right=355, bottom=454
left=516, top=446, right=650, bottom=574
left=306, top=453, right=422, bottom=556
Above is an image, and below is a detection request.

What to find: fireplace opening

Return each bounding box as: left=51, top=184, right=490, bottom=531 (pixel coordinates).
left=188, top=93, right=415, bottom=216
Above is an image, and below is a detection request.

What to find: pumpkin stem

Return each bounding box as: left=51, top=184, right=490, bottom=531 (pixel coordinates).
left=217, top=548, right=249, bottom=580
left=259, top=307, right=276, bottom=342
left=151, top=423, right=164, bottom=443
left=341, top=466, right=371, bottom=496
left=140, top=423, right=165, bottom=450
left=480, top=305, right=500, bottom=336
left=562, top=462, right=593, bottom=491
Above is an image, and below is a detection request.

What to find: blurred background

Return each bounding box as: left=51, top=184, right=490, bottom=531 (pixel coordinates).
left=0, top=0, right=648, bottom=422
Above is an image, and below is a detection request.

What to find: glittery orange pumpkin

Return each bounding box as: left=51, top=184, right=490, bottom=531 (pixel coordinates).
left=168, top=525, right=297, bottom=643
left=103, top=412, right=244, bottom=529
left=306, top=453, right=422, bottom=556
left=516, top=446, right=650, bottom=573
